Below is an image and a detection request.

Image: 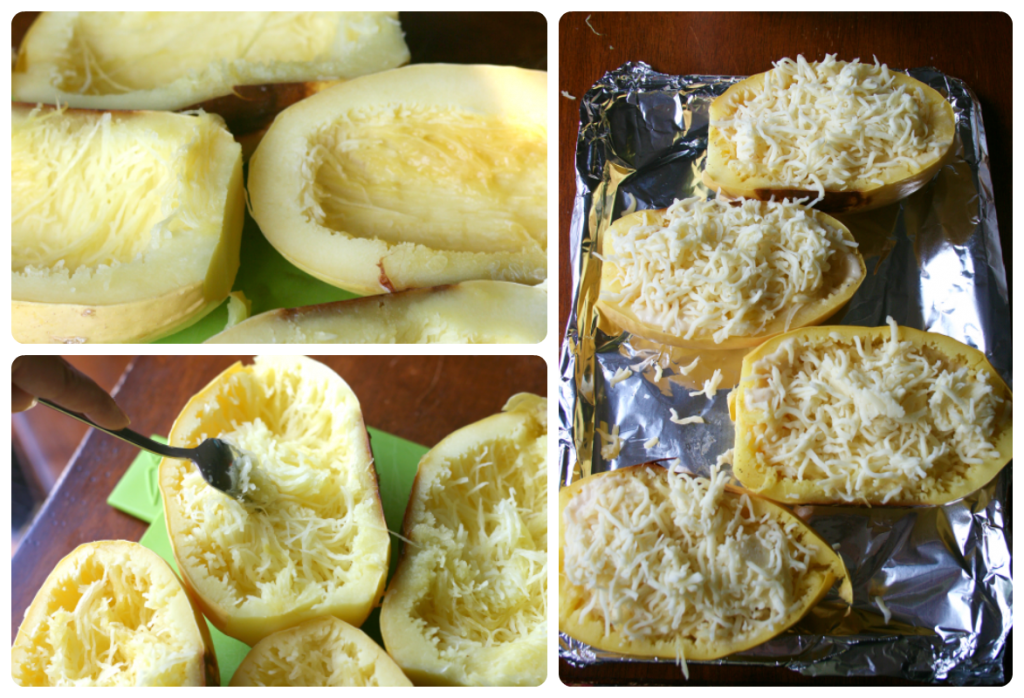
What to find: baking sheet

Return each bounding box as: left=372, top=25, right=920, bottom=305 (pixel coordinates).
left=558, top=61, right=1011, bottom=684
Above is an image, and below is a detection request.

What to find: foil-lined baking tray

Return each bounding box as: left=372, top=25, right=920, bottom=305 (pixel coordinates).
left=558, top=62, right=1011, bottom=684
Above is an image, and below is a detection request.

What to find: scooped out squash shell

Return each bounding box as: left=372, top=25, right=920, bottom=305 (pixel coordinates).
left=731, top=325, right=1013, bottom=505
left=12, top=104, right=243, bottom=343
left=12, top=540, right=218, bottom=686
left=704, top=62, right=956, bottom=214
left=248, top=64, right=547, bottom=296
left=230, top=616, right=412, bottom=686
left=380, top=394, right=547, bottom=686
left=159, top=356, right=390, bottom=647
left=597, top=203, right=865, bottom=349
left=559, top=465, right=852, bottom=661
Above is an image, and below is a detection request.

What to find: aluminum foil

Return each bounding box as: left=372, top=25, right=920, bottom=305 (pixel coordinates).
left=558, top=62, right=1012, bottom=684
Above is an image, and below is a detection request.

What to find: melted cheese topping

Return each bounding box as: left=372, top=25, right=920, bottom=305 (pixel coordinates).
left=602, top=197, right=855, bottom=342
left=714, top=55, right=945, bottom=197
left=562, top=467, right=819, bottom=650
left=743, top=319, right=1005, bottom=503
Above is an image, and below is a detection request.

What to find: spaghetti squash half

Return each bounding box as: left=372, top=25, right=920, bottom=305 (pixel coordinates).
left=159, top=355, right=389, bottom=646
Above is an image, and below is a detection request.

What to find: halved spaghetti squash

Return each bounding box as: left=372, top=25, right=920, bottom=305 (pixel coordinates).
left=731, top=321, right=1013, bottom=505
left=13, top=12, right=409, bottom=113
left=559, top=465, right=851, bottom=671
left=12, top=541, right=217, bottom=686
left=704, top=55, right=956, bottom=214
left=597, top=197, right=864, bottom=349
left=12, top=104, right=243, bottom=343
left=248, top=64, right=547, bottom=295
left=158, top=355, right=390, bottom=647
left=204, top=281, right=546, bottom=344
left=230, top=616, right=412, bottom=686
left=380, top=394, right=547, bottom=686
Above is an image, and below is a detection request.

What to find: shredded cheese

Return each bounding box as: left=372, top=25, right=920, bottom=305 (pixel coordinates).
left=713, top=55, right=946, bottom=199
left=609, top=367, right=633, bottom=387
left=690, top=370, right=724, bottom=399
left=670, top=408, right=705, bottom=426
left=597, top=422, right=622, bottom=460
left=644, top=436, right=660, bottom=449
left=873, top=596, right=892, bottom=625
left=562, top=467, right=825, bottom=655
left=743, top=318, right=1005, bottom=503
left=601, top=197, right=855, bottom=342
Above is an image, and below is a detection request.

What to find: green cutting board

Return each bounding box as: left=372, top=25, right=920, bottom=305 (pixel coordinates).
left=107, top=429, right=428, bottom=685
left=155, top=212, right=358, bottom=344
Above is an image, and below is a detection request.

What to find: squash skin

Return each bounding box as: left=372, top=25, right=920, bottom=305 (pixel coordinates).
left=596, top=206, right=865, bottom=349
left=12, top=541, right=218, bottom=687
left=158, top=357, right=389, bottom=647
left=703, top=69, right=957, bottom=214
left=247, top=64, right=547, bottom=296
left=559, top=465, right=852, bottom=661
left=731, top=325, right=1013, bottom=505
left=11, top=104, right=244, bottom=344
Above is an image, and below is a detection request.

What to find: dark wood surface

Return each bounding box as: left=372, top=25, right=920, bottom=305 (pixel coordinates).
left=558, top=11, right=1013, bottom=347
left=10, top=355, right=546, bottom=644
left=557, top=12, right=1012, bottom=686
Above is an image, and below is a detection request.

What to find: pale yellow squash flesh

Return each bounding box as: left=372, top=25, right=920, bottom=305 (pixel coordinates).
left=12, top=104, right=243, bottom=343
left=13, top=12, right=409, bottom=112
left=559, top=465, right=852, bottom=662
left=159, top=356, right=390, bottom=647
left=597, top=205, right=865, bottom=349
left=380, top=394, right=547, bottom=686
left=230, top=616, right=412, bottom=687
left=248, top=64, right=547, bottom=295
left=205, top=281, right=546, bottom=344
left=731, top=325, right=1013, bottom=505
left=12, top=541, right=217, bottom=687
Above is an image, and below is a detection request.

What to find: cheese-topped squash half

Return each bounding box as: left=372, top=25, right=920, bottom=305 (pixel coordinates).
left=732, top=322, right=1013, bottom=505
left=248, top=64, right=547, bottom=296
left=598, top=197, right=864, bottom=349
left=159, top=356, right=389, bottom=647
left=705, top=55, right=956, bottom=214
left=559, top=465, right=851, bottom=673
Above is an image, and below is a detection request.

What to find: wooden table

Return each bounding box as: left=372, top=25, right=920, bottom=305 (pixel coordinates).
left=10, top=355, right=546, bottom=644
left=557, top=12, right=1012, bottom=685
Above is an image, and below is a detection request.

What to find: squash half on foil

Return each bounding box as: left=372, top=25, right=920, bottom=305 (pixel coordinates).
left=158, top=356, right=389, bottom=647
left=731, top=324, right=1013, bottom=505
left=597, top=201, right=864, bottom=350
left=380, top=394, right=547, bottom=686
left=703, top=58, right=956, bottom=214
left=12, top=104, right=243, bottom=343
left=12, top=541, right=218, bottom=686
left=248, top=64, right=547, bottom=296
left=559, top=465, right=851, bottom=664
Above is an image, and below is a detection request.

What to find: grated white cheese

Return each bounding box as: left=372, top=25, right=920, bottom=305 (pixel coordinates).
left=597, top=422, right=622, bottom=460
left=601, top=197, right=855, bottom=342
left=690, top=369, right=724, bottom=399
left=562, top=466, right=822, bottom=654
left=743, top=318, right=1005, bottom=503
left=873, top=596, right=892, bottom=624
left=609, top=367, right=633, bottom=387
left=670, top=408, right=705, bottom=426
left=713, top=55, right=946, bottom=199
left=644, top=436, right=660, bottom=449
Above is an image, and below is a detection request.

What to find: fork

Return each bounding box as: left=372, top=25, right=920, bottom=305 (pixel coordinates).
left=36, top=397, right=251, bottom=500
